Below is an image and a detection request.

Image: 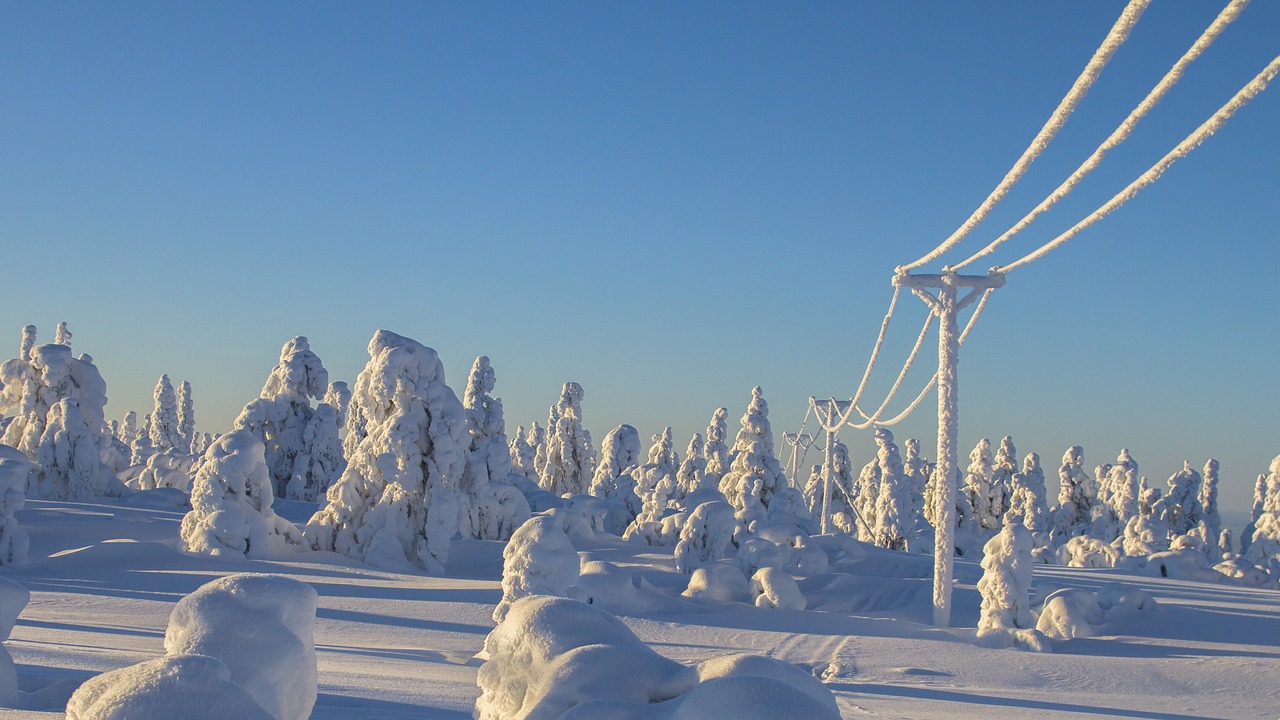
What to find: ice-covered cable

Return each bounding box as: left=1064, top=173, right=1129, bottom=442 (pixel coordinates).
left=899, top=0, right=1149, bottom=272
left=851, top=312, right=936, bottom=424
left=1001, top=53, right=1280, bottom=273
left=953, top=0, right=1250, bottom=271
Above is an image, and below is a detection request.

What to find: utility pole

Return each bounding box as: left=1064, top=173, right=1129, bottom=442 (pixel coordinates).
left=782, top=431, right=816, bottom=491
left=893, top=268, right=1004, bottom=627
left=809, top=399, right=851, bottom=535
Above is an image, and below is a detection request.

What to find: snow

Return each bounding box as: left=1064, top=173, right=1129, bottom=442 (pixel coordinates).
left=492, top=514, right=579, bottom=623
left=0, top=445, right=30, bottom=566
left=719, top=387, right=787, bottom=514
left=164, top=574, right=318, bottom=720
left=65, top=654, right=274, bottom=720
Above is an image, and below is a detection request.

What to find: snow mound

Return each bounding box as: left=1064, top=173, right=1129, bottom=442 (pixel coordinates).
left=751, top=567, right=806, bottom=610
left=164, top=574, right=318, bottom=720
left=1036, top=583, right=1159, bottom=640
left=0, top=445, right=29, bottom=566
left=682, top=562, right=751, bottom=604
left=0, top=577, right=30, bottom=707
left=694, top=654, right=839, bottom=716
left=65, top=654, right=274, bottom=720
left=476, top=595, right=696, bottom=720
left=1121, top=548, right=1234, bottom=583
left=576, top=558, right=676, bottom=615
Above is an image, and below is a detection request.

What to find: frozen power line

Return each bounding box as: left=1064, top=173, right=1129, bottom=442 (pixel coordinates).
left=900, top=0, right=1150, bottom=272
left=952, top=0, right=1252, bottom=271
left=1001, top=52, right=1280, bottom=273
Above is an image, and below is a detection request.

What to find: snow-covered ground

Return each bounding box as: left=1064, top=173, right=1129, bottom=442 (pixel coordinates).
left=2, top=495, right=1277, bottom=719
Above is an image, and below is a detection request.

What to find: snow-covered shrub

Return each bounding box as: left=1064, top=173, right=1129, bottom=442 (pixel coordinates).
left=235, top=337, right=330, bottom=497
left=0, top=447, right=29, bottom=567
left=65, top=655, right=274, bottom=720
left=719, top=387, right=787, bottom=513
left=1122, top=509, right=1170, bottom=558
left=574, top=558, right=672, bottom=615
left=702, top=407, right=731, bottom=485
left=682, top=562, right=751, bottom=604
left=976, top=523, right=1048, bottom=651
left=674, top=500, right=736, bottom=574
left=1035, top=589, right=1104, bottom=640
left=134, top=449, right=195, bottom=492
left=180, top=431, right=303, bottom=559
left=539, top=382, right=595, bottom=497
left=1056, top=535, right=1121, bottom=568
left=750, top=567, right=806, bottom=610
left=735, top=537, right=784, bottom=577
left=1005, top=452, right=1050, bottom=539
left=458, top=356, right=531, bottom=541
left=164, top=574, right=318, bottom=720
left=305, top=331, right=468, bottom=573
left=494, top=514, right=581, bottom=623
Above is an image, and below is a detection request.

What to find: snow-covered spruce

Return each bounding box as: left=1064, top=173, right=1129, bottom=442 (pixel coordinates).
left=1241, top=470, right=1268, bottom=555
left=305, top=331, right=468, bottom=574
left=1005, top=452, right=1050, bottom=540
left=719, top=387, right=787, bottom=514
left=1200, top=458, right=1222, bottom=546
left=1242, top=455, right=1280, bottom=574
left=589, top=424, right=643, bottom=534
left=804, top=437, right=857, bottom=535
left=180, top=430, right=303, bottom=558
left=164, top=574, right=318, bottom=720
left=34, top=398, right=112, bottom=500
left=66, top=655, right=274, bottom=720
left=507, top=425, right=534, bottom=479
left=176, top=380, right=195, bottom=454
left=134, top=449, right=196, bottom=492
left=702, top=407, right=731, bottom=485
left=1104, top=449, right=1142, bottom=539
left=674, top=433, right=712, bottom=505
left=493, top=514, right=580, bottom=623
left=976, top=522, right=1049, bottom=651
left=630, top=427, right=679, bottom=526
left=0, top=447, right=29, bottom=567
left=234, top=337, right=330, bottom=497
left=458, top=356, right=530, bottom=541
left=962, top=439, right=996, bottom=533
left=1161, top=460, right=1204, bottom=537
left=871, top=428, right=913, bottom=551
left=1051, top=445, right=1095, bottom=542
left=903, top=437, right=932, bottom=528
left=539, top=382, right=595, bottom=498
left=674, top=500, right=736, bottom=574
left=988, top=436, right=1018, bottom=528
left=283, top=400, right=345, bottom=503
left=149, top=374, right=183, bottom=454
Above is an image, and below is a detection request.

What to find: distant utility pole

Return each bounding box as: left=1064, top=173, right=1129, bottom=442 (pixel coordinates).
left=814, top=399, right=851, bottom=535
left=893, top=269, right=1004, bottom=627
left=782, top=431, right=816, bottom=491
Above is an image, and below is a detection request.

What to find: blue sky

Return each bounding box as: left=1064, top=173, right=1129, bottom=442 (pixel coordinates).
left=2, top=2, right=1277, bottom=514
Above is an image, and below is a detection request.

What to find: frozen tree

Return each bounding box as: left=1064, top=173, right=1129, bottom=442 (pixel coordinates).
left=177, top=380, right=196, bottom=454
left=1005, top=452, right=1050, bottom=540
left=305, top=331, right=468, bottom=573
left=1161, top=461, right=1204, bottom=537
left=674, top=433, right=712, bottom=504
left=1242, top=456, right=1280, bottom=572
left=3, top=341, right=108, bottom=464
left=149, top=374, right=183, bottom=454
left=1240, top=471, right=1268, bottom=555
left=129, top=430, right=155, bottom=468
left=976, top=523, right=1039, bottom=643
left=1200, top=458, right=1222, bottom=543
left=590, top=424, right=642, bottom=497
left=1051, top=446, right=1094, bottom=540
left=322, top=381, right=351, bottom=424
left=539, top=382, right=595, bottom=498
left=493, top=515, right=580, bottom=623
left=989, top=436, right=1017, bottom=525
left=457, top=356, right=530, bottom=541
left=523, top=423, right=547, bottom=480
left=118, top=410, right=139, bottom=447
left=508, top=426, right=534, bottom=479
left=284, top=402, right=345, bottom=503
left=52, top=322, right=71, bottom=347
left=631, top=427, right=679, bottom=524
left=1218, top=528, right=1233, bottom=558
left=18, top=325, right=36, bottom=361
left=179, top=430, right=303, bottom=558
left=674, top=500, right=736, bottom=574
left=236, top=337, right=330, bottom=496
left=871, top=428, right=912, bottom=551
left=0, top=445, right=30, bottom=566
left=719, top=387, right=787, bottom=513
left=963, top=439, right=997, bottom=531
left=903, top=438, right=931, bottom=526
left=534, top=404, right=561, bottom=486
left=1123, top=487, right=1171, bottom=557
left=1107, top=449, right=1142, bottom=532
left=804, top=437, right=857, bottom=535
left=703, top=407, right=731, bottom=483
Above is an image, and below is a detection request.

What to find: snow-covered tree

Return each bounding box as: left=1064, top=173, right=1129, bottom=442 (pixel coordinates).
left=804, top=437, right=857, bottom=535
left=235, top=337, right=330, bottom=497
left=457, top=356, right=530, bottom=541
left=674, top=500, right=736, bottom=574
left=3, top=340, right=108, bottom=462
left=305, top=331, right=468, bottom=573
left=1051, top=446, right=1094, bottom=540
left=322, top=381, right=351, bottom=423
left=1123, top=487, right=1171, bottom=557
left=1005, top=452, right=1049, bottom=539
left=52, top=322, right=71, bottom=347
left=149, top=374, right=183, bottom=454
left=284, top=402, right=345, bottom=503
left=977, top=523, right=1035, bottom=636
left=118, top=410, right=139, bottom=447
left=674, top=433, right=711, bottom=504
left=631, top=427, right=679, bottom=524
left=1161, top=461, right=1204, bottom=537
left=177, top=380, right=195, bottom=454
left=1108, top=449, right=1141, bottom=531
left=1242, top=455, right=1280, bottom=573
left=989, top=436, right=1017, bottom=525
left=18, top=325, right=36, bottom=361
left=1241, top=471, right=1268, bottom=555
left=962, top=439, right=997, bottom=531
left=719, top=387, right=787, bottom=514
left=0, top=445, right=30, bottom=566
left=903, top=437, right=931, bottom=526
left=1200, top=458, right=1222, bottom=544
left=703, top=407, right=731, bottom=483
left=180, top=430, right=303, bottom=558
left=538, top=382, right=595, bottom=498
left=493, top=515, right=580, bottom=623
left=590, top=424, right=642, bottom=498
left=129, top=431, right=155, bottom=468
left=870, top=428, right=912, bottom=551
left=508, top=426, right=534, bottom=479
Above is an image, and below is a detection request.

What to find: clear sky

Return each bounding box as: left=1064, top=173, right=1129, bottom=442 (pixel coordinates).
left=2, top=2, right=1277, bottom=514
